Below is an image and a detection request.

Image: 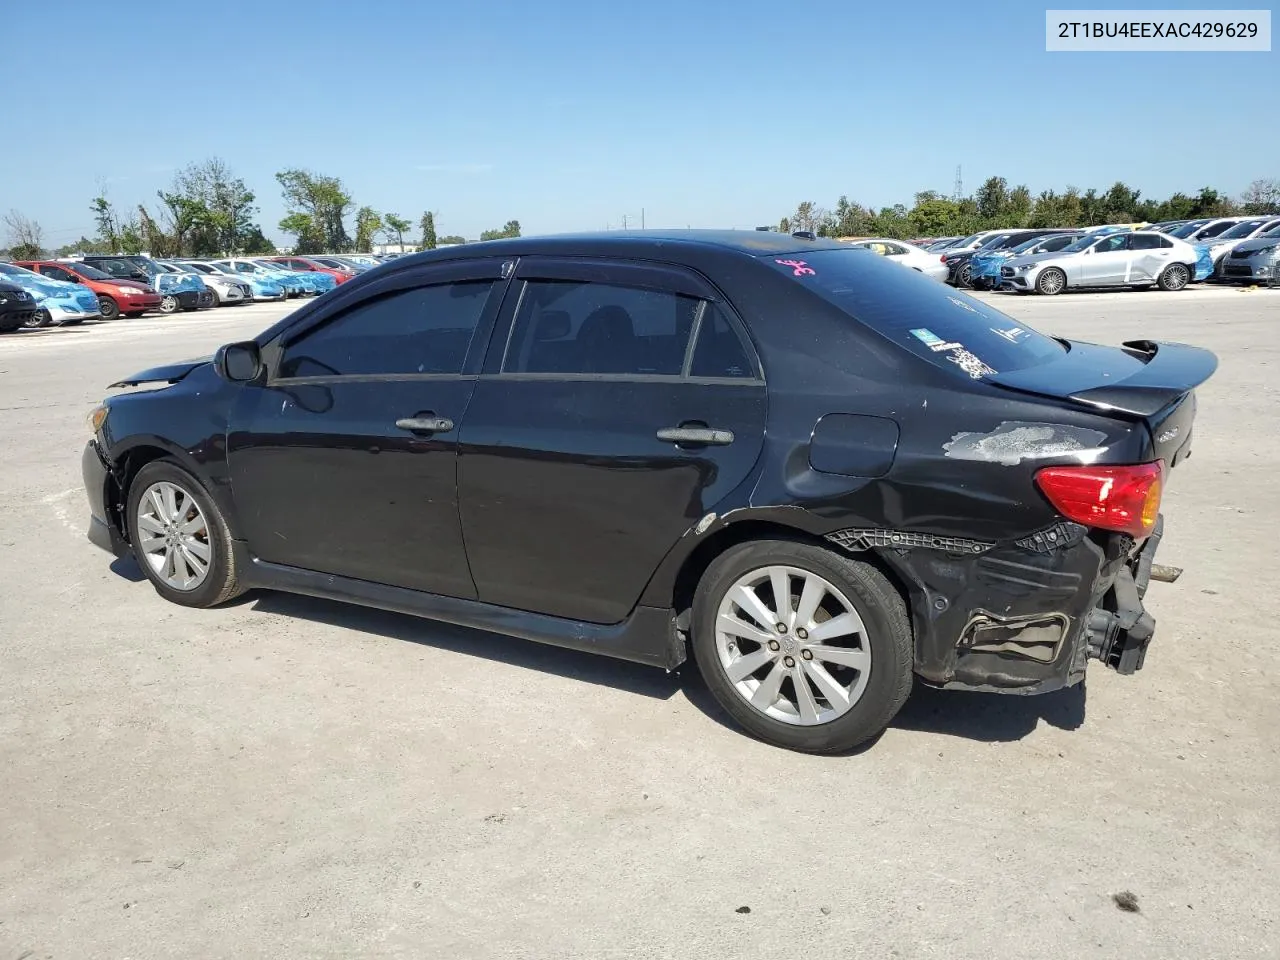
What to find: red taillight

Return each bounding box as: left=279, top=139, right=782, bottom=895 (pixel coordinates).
left=1034, top=461, right=1165, bottom=538
left=940, top=254, right=948, bottom=262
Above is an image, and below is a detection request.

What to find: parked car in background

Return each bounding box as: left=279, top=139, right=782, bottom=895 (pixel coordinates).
left=0, top=280, right=38, bottom=332
left=944, top=229, right=1077, bottom=287
left=217, top=259, right=319, bottom=297
left=153, top=261, right=217, bottom=310
left=266, top=256, right=354, bottom=284
left=18, top=259, right=159, bottom=319
left=844, top=238, right=948, bottom=281
left=1165, top=217, right=1249, bottom=243
left=1000, top=230, right=1200, bottom=295
left=80, top=255, right=205, bottom=312
left=0, top=261, right=102, bottom=326
left=968, top=232, right=1084, bottom=290
left=1148, top=220, right=1191, bottom=234
left=1198, top=217, right=1280, bottom=276
left=1218, top=222, right=1280, bottom=284
left=308, top=256, right=363, bottom=278
left=80, top=230, right=1216, bottom=753
left=168, top=261, right=261, bottom=306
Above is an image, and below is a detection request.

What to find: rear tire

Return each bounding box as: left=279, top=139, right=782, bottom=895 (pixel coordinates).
left=956, top=262, right=973, bottom=288
left=158, top=295, right=179, bottom=315
left=1158, top=262, right=1190, bottom=291
left=126, top=459, right=243, bottom=609
left=206, top=288, right=222, bottom=308
left=24, top=309, right=52, bottom=328
left=1036, top=267, right=1067, bottom=296
left=690, top=540, right=913, bottom=754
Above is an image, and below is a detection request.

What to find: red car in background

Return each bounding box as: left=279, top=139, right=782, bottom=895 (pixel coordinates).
left=267, top=256, right=355, bottom=284
left=17, top=260, right=161, bottom=320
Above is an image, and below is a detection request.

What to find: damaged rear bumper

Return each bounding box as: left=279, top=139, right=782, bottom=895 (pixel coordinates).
left=828, top=516, right=1167, bottom=695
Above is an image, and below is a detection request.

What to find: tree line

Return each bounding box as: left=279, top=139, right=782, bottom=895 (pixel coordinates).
left=2, top=158, right=521, bottom=260
left=779, top=176, right=1280, bottom=240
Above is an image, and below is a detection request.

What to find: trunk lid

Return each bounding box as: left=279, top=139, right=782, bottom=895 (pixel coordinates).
left=986, top=338, right=1217, bottom=466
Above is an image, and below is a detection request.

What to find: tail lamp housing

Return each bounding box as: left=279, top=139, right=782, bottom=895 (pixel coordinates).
left=1034, top=461, right=1165, bottom=539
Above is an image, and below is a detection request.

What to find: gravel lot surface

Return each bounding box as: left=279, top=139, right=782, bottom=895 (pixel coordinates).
left=2, top=286, right=1277, bottom=959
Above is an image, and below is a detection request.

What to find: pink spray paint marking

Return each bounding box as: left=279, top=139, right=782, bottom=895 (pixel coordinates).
left=775, top=258, right=815, bottom=277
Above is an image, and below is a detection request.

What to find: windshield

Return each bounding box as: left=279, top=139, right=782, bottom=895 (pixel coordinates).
left=954, top=232, right=985, bottom=248
left=1167, top=220, right=1210, bottom=238
left=767, top=249, right=1064, bottom=375
left=1259, top=223, right=1280, bottom=238
left=1012, top=235, right=1058, bottom=254
left=1216, top=219, right=1268, bottom=240
left=66, top=263, right=112, bottom=279
left=977, top=234, right=1014, bottom=250
left=1061, top=235, right=1099, bottom=253
left=254, top=261, right=285, bottom=271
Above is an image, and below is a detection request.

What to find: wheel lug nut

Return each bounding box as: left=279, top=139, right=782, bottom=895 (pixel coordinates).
left=768, top=640, right=780, bottom=652
left=775, top=622, right=787, bottom=634
left=801, top=649, right=813, bottom=661
left=795, top=627, right=808, bottom=640
left=784, top=656, right=796, bottom=668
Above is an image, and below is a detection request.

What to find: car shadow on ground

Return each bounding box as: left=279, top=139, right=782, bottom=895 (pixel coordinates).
left=111, top=560, right=1087, bottom=746
left=248, top=591, right=683, bottom=701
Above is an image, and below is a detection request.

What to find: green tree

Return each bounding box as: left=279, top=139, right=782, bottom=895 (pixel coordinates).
left=383, top=212, right=411, bottom=250
left=118, top=214, right=144, bottom=255
left=975, top=176, right=1009, bottom=221
left=55, top=236, right=105, bottom=257
left=355, top=206, right=384, bottom=253
left=479, top=219, right=521, bottom=241
left=91, top=195, right=119, bottom=252
left=909, top=196, right=961, bottom=235
left=438, top=234, right=466, bottom=245
left=276, top=169, right=352, bottom=251
left=419, top=211, right=437, bottom=249
left=238, top=226, right=277, bottom=255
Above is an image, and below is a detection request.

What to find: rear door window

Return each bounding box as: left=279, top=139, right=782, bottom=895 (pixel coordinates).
left=503, top=279, right=699, bottom=376
left=766, top=248, right=1065, bottom=376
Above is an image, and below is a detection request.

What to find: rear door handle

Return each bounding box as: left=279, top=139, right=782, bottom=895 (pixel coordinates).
left=656, top=426, right=734, bottom=446
left=396, top=416, right=455, bottom=433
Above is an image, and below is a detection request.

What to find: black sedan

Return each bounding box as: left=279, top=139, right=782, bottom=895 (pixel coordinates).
left=944, top=229, right=1078, bottom=287
left=0, top=280, right=38, bottom=331
left=80, top=231, right=1216, bottom=753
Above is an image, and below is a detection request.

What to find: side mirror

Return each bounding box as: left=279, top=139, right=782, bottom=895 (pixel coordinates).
left=214, top=341, right=262, bottom=382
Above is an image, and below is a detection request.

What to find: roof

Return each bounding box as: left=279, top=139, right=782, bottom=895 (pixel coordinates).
left=406, top=229, right=847, bottom=262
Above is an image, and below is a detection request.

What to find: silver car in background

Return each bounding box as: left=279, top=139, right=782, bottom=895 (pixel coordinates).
left=1218, top=222, right=1280, bottom=284
left=1000, top=230, right=1199, bottom=295
left=1200, top=217, right=1280, bottom=275
left=845, top=238, right=949, bottom=281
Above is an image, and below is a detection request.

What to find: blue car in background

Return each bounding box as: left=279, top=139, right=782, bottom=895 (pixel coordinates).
left=248, top=259, right=337, bottom=295
left=216, top=259, right=315, bottom=297
left=0, top=261, right=102, bottom=327
left=82, top=255, right=206, bottom=312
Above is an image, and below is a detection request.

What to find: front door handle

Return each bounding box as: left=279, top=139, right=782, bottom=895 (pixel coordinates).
left=396, top=416, right=455, bottom=433
left=657, top=426, right=735, bottom=446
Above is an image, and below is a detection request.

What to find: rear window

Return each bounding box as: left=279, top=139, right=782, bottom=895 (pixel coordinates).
left=766, top=249, right=1065, bottom=376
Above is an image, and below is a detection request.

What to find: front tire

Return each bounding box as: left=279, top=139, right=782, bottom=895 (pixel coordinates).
left=690, top=540, right=913, bottom=754
left=1035, top=267, right=1067, bottom=296
left=158, top=294, right=179, bottom=314
left=24, top=308, right=52, bottom=328
left=1158, top=262, right=1190, bottom=291
left=126, top=459, right=243, bottom=609
left=97, top=296, right=120, bottom=320
left=956, top=262, right=973, bottom=287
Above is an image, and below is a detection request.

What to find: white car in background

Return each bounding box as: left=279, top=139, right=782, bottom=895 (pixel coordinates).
left=999, top=230, right=1199, bottom=295
left=1200, top=217, right=1280, bottom=275
left=845, top=238, right=949, bottom=281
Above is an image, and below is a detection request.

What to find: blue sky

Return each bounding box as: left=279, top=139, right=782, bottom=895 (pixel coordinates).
left=3, top=0, right=1275, bottom=246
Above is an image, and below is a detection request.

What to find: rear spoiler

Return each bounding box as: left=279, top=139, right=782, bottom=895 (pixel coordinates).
left=1070, top=340, right=1219, bottom=417
left=987, top=339, right=1218, bottom=419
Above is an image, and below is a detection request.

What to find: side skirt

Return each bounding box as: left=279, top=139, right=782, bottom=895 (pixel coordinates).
left=237, top=546, right=685, bottom=670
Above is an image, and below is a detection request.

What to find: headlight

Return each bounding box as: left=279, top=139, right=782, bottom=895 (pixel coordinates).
left=116, top=285, right=139, bottom=295
left=88, top=404, right=108, bottom=434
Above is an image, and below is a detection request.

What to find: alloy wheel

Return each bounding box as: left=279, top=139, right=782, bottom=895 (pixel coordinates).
left=715, top=565, right=871, bottom=725
left=159, top=295, right=179, bottom=314
left=1038, top=269, right=1066, bottom=295
left=135, top=481, right=212, bottom=591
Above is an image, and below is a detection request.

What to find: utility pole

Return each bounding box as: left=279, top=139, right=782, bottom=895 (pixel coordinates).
left=953, top=165, right=964, bottom=202
left=621, top=214, right=630, bottom=230
left=641, top=207, right=645, bottom=229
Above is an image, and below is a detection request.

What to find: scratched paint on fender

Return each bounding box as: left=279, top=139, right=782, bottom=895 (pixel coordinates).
left=943, top=421, right=1108, bottom=466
